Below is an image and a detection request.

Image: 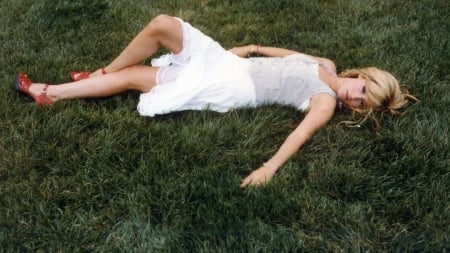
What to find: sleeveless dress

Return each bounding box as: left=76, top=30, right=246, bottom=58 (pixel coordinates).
left=137, top=18, right=256, bottom=117
left=137, top=18, right=337, bottom=116
left=249, top=54, right=337, bottom=111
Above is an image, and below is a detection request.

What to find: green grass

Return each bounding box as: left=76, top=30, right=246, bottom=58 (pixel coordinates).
left=1, top=0, right=449, bottom=252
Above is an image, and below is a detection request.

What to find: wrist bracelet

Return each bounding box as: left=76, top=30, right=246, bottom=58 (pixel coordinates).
left=249, top=44, right=260, bottom=57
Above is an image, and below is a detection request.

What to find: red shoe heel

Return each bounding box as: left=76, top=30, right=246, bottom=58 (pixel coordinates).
left=15, top=72, right=53, bottom=105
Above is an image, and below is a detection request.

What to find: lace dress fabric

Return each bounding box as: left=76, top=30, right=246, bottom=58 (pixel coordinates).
left=137, top=18, right=256, bottom=117
left=138, top=18, right=337, bottom=117
left=248, top=54, right=337, bottom=111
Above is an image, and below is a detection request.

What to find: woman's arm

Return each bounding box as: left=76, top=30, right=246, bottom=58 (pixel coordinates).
left=240, top=94, right=336, bottom=188
left=228, top=44, right=298, bottom=58
left=228, top=45, right=336, bottom=72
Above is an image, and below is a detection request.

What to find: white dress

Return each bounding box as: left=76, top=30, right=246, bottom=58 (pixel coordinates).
left=249, top=54, right=337, bottom=111
left=137, top=18, right=256, bottom=117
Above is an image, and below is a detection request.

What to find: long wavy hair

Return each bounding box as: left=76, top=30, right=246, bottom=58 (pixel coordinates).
left=338, top=67, right=418, bottom=128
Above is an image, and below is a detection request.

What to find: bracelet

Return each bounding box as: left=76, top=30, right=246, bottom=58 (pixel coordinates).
left=248, top=44, right=261, bottom=57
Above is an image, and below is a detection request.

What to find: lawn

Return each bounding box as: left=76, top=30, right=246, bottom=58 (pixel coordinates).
left=1, top=0, right=449, bottom=252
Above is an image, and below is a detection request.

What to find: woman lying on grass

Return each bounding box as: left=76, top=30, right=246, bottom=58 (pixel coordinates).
left=16, top=14, right=415, bottom=187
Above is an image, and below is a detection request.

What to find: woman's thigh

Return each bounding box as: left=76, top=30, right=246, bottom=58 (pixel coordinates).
left=114, top=65, right=159, bottom=93
left=148, top=15, right=184, bottom=54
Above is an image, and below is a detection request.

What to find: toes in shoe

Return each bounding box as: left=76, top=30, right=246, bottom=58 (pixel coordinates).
left=70, top=67, right=107, bottom=82
left=70, top=71, right=91, bottom=82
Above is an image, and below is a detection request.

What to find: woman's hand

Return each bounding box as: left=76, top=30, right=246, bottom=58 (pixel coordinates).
left=240, top=164, right=277, bottom=188
left=228, top=45, right=258, bottom=58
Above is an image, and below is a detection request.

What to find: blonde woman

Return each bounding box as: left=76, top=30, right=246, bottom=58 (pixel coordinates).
left=15, top=15, right=415, bottom=187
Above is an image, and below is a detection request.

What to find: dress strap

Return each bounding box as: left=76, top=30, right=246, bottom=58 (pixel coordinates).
left=319, top=63, right=337, bottom=77
left=289, top=53, right=337, bottom=77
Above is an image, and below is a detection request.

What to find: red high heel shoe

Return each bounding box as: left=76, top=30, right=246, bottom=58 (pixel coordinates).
left=70, top=71, right=90, bottom=81
left=15, top=72, right=53, bottom=105
left=70, top=67, right=107, bottom=81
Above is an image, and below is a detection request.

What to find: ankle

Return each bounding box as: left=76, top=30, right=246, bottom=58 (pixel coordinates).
left=38, top=84, right=57, bottom=102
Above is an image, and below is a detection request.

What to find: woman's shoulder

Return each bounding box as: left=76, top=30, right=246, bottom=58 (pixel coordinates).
left=286, top=53, right=336, bottom=73
left=319, top=58, right=336, bottom=70
left=310, top=56, right=336, bottom=73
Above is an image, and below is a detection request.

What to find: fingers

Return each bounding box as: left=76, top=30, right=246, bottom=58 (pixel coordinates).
left=240, top=179, right=265, bottom=188
left=240, top=174, right=266, bottom=188
left=240, top=177, right=251, bottom=188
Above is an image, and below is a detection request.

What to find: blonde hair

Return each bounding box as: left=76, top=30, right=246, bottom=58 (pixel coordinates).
left=338, top=67, right=418, bottom=128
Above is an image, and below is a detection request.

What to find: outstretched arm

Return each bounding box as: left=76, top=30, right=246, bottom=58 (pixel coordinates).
left=240, top=94, right=337, bottom=188
left=229, top=44, right=298, bottom=57
left=228, top=44, right=336, bottom=72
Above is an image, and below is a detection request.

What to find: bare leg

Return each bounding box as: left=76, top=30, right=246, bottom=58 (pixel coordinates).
left=25, top=14, right=183, bottom=103
left=28, top=65, right=158, bottom=103
left=91, top=14, right=183, bottom=76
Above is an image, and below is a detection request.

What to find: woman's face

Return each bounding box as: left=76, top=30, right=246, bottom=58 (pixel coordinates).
left=337, top=76, right=369, bottom=110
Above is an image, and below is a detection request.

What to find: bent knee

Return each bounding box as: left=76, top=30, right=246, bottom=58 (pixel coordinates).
left=145, top=14, right=183, bottom=53
left=146, top=14, right=177, bottom=34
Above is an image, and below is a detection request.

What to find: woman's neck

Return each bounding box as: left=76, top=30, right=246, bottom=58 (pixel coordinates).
left=329, top=76, right=346, bottom=93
